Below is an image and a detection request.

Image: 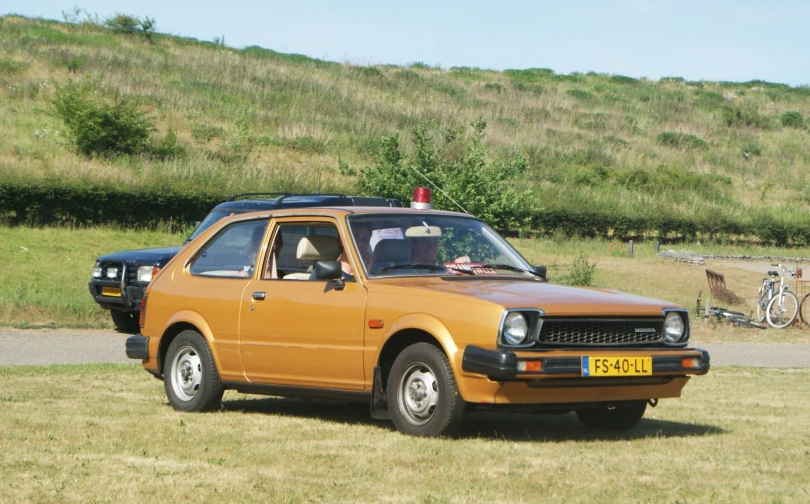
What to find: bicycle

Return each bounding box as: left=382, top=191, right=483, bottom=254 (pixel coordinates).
left=695, top=291, right=768, bottom=329
left=761, top=264, right=798, bottom=329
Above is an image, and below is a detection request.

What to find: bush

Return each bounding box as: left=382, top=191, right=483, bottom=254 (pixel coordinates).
left=721, top=106, right=774, bottom=129
left=656, top=132, right=708, bottom=150
left=53, top=80, right=153, bottom=157
left=781, top=111, right=805, bottom=129
left=557, top=252, right=597, bottom=286
left=104, top=13, right=156, bottom=41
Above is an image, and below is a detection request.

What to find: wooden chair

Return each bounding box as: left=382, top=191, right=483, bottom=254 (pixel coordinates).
left=705, top=269, right=745, bottom=305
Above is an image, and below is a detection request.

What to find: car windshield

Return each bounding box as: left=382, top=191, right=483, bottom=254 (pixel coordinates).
left=347, top=214, right=535, bottom=278
left=185, top=209, right=253, bottom=243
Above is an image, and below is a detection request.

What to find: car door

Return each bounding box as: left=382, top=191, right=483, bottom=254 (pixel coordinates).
left=238, top=218, right=368, bottom=390
left=184, top=218, right=269, bottom=381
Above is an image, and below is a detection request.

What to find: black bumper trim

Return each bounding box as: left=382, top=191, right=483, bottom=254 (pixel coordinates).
left=126, top=335, right=149, bottom=360
left=461, top=345, right=711, bottom=380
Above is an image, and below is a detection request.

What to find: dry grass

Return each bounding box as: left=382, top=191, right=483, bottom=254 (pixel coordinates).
left=0, top=364, right=807, bottom=503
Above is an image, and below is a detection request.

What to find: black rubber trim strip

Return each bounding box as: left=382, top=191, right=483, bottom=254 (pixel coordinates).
left=125, top=335, right=149, bottom=360
left=223, top=382, right=371, bottom=403
left=461, top=345, right=517, bottom=380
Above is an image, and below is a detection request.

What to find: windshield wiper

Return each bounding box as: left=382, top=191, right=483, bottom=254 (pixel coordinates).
left=478, top=263, right=544, bottom=278
left=378, top=264, right=448, bottom=273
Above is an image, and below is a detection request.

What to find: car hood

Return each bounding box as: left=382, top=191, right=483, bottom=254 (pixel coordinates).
left=96, top=246, right=183, bottom=267
left=370, top=277, right=679, bottom=317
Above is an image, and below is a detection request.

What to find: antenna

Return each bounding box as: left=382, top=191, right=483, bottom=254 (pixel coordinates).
left=407, top=165, right=468, bottom=214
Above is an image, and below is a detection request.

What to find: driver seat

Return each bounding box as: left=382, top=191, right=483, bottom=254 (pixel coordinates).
left=369, top=239, right=411, bottom=274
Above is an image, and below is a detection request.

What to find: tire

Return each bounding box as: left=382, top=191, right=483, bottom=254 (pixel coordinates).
left=164, top=330, right=224, bottom=412
left=111, top=310, right=140, bottom=334
left=800, top=294, right=810, bottom=327
left=765, top=291, right=799, bottom=329
left=387, top=343, right=465, bottom=437
left=727, top=315, right=768, bottom=329
left=575, top=400, right=647, bottom=431
left=755, top=291, right=770, bottom=323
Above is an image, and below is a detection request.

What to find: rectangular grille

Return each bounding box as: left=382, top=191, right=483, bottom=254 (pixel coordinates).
left=537, top=318, right=664, bottom=346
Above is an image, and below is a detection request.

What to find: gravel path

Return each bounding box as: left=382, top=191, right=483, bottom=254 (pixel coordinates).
left=0, top=328, right=809, bottom=368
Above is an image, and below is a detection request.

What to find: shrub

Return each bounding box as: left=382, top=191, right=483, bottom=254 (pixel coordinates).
left=567, top=89, right=594, bottom=101
left=104, top=14, right=156, bottom=41
left=657, top=132, right=708, bottom=150
left=557, top=252, right=597, bottom=286
left=609, top=75, right=640, bottom=85
left=721, top=106, right=774, bottom=129
left=781, top=111, right=805, bottom=128
left=52, top=80, right=153, bottom=157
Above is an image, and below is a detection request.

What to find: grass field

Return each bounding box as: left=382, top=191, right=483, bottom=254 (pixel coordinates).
left=0, top=364, right=807, bottom=503
left=2, top=225, right=810, bottom=342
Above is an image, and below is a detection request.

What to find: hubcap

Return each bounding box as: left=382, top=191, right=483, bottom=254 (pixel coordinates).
left=398, top=362, right=439, bottom=425
left=171, top=346, right=202, bottom=401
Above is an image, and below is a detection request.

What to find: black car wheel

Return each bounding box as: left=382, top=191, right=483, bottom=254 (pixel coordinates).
left=387, top=343, right=465, bottom=437
left=575, top=400, right=647, bottom=431
left=164, top=330, right=224, bottom=412
left=110, top=310, right=140, bottom=334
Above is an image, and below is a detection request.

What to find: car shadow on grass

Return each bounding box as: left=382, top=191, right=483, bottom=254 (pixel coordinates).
left=220, top=396, right=725, bottom=442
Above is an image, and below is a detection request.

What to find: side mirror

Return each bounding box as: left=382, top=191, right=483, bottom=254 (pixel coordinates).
left=533, top=265, right=547, bottom=282
left=315, top=260, right=345, bottom=290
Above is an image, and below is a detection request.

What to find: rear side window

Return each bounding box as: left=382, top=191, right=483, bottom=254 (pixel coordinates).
left=189, top=220, right=268, bottom=277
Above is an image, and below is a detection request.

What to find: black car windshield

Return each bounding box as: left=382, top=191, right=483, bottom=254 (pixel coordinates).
left=347, top=214, right=535, bottom=278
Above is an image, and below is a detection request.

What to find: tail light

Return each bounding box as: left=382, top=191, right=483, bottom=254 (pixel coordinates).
left=139, top=294, right=148, bottom=328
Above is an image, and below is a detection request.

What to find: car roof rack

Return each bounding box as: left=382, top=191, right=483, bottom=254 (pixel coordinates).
left=224, top=192, right=350, bottom=203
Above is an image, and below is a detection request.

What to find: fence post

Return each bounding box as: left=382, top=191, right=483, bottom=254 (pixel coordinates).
left=628, top=240, right=634, bottom=258
left=654, top=241, right=660, bottom=253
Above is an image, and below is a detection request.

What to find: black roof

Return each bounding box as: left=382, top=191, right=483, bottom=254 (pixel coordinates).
left=213, top=194, right=403, bottom=213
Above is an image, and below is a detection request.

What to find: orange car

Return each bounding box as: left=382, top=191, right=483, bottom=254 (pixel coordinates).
left=127, top=191, right=709, bottom=437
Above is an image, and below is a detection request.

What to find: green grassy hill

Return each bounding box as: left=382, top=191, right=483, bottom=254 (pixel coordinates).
left=2, top=14, right=810, bottom=239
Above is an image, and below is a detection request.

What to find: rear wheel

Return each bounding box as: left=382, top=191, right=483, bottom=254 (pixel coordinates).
left=755, top=291, right=770, bottom=322
left=164, top=330, right=224, bottom=412
left=387, top=343, right=465, bottom=437
left=110, top=310, right=140, bottom=333
left=576, top=400, right=647, bottom=431
left=800, top=294, right=810, bottom=327
left=765, top=291, right=799, bottom=329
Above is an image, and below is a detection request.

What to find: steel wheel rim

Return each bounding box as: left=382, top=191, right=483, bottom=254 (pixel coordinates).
left=171, top=345, right=202, bottom=401
left=767, top=293, right=798, bottom=328
left=398, top=362, right=439, bottom=426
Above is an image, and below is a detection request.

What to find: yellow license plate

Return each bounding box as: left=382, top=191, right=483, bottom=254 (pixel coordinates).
left=101, top=286, right=121, bottom=297
left=582, top=356, right=652, bottom=377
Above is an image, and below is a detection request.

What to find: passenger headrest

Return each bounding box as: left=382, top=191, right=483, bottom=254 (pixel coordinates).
left=296, top=235, right=341, bottom=261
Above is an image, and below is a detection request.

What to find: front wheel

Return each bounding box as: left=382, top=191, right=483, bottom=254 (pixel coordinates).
left=728, top=315, right=768, bottom=329
left=387, top=343, right=465, bottom=437
left=765, top=291, right=799, bottom=329
left=111, top=310, right=140, bottom=333
left=164, top=330, right=224, bottom=412
left=575, top=400, right=647, bottom=431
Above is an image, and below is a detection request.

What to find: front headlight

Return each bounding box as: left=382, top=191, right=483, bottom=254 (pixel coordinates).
left=664, top=311, right=686, bottom=343
left=502, top=312, right=529, bottom=345
left=137, top=265, right=160, bottom=283
left=92, top=262, right=102, bottom=278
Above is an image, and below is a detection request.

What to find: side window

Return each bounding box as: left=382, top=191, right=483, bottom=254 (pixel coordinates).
left=262, top=223, right=341, bottom=280
left=190, top=220, right=267, bottom=277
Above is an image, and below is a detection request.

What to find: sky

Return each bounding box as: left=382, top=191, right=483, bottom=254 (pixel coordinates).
left=4, top=0, right=809, bottom=86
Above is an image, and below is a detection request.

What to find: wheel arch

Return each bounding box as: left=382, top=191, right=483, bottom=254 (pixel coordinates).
left=157, top=311, right=218, bottom=373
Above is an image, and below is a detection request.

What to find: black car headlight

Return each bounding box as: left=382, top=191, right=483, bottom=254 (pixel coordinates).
left=663, top=310, right=689, bottom=344
left=498, top=309, right=544, bottom=348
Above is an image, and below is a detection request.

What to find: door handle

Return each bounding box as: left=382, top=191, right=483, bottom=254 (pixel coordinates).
left=252, top=292, right=266, bottom=300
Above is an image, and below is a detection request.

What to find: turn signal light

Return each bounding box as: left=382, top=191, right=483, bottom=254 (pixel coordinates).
left=517, top=360, right=543, bottom=372
left=139, top=294, right=148, bottom=328
left=681, top=357, right=701, bottom=369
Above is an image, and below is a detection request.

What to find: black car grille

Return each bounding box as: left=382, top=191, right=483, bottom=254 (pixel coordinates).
left=537, top=318, right=664, bottom=346
left=96, top=261, right=137, bottom=285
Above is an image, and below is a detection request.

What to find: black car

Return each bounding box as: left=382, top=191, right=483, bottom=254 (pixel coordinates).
left=89, top=193, right=403, bottom=332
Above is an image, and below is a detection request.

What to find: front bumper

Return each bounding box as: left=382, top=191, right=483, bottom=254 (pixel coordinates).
left=88, top=280, right=146, bottom=311
left=462, top=345, right=711, bottom=381
left=126, top=335, right=150, bottom=360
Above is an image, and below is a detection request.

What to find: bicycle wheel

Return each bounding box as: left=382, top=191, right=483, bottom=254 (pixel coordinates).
left=765, top=291, right=799, bottom=329
left=755, top=291, right=770, bottom=322
left=800, top=293, right=810, bottom=327
left=727, top=315, right=768, bottom=329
